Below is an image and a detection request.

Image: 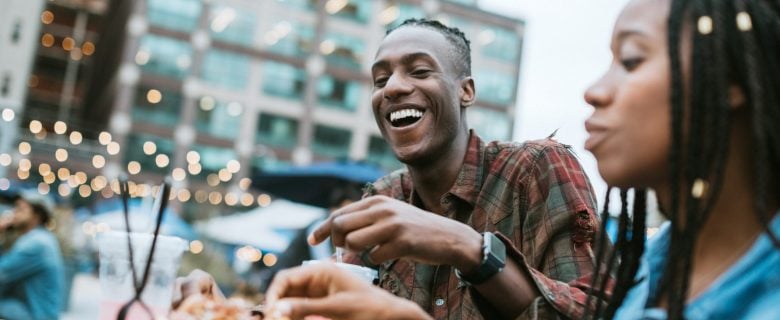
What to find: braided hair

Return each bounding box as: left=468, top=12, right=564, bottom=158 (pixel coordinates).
left=386, top=18, right=472, bottom=77
left=589, top=1, right=780, bottom=319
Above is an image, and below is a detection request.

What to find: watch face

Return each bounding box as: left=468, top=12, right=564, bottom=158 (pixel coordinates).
left=487, top=233, right=507, bottom=264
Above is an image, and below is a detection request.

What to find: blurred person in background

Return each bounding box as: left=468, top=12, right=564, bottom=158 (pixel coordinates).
left=0, top=190, right=65, bottom=320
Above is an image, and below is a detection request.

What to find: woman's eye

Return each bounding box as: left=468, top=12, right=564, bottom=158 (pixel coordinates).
left=621, top=57, right=643, bottom=71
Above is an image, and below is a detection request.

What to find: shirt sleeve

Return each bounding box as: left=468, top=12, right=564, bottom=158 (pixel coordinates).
left=0, top=234, right=48, bottom=286
left=506, top=143, right=611, bottom=319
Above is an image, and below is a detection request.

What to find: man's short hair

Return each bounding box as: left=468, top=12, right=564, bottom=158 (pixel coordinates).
left=386, top=18, right=472, bottom=77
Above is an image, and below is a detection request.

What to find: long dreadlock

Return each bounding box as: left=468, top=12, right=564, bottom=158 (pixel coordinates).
left=589, top=0, right=780, bottom=319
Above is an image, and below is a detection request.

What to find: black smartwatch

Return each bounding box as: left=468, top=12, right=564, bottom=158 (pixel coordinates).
left=455, top=232, right=506, bottom=285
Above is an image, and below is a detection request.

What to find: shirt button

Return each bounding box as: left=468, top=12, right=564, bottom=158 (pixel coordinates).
left=435, top=298, right=445, bottom=306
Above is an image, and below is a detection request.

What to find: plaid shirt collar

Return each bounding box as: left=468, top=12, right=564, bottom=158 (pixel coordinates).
left=398, top=129, right=485, bottom=209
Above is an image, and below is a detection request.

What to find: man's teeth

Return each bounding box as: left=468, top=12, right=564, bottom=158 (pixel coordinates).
left=390, top=109, right=424, bottom=122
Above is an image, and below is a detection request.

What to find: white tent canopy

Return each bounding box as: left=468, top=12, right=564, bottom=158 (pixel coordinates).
left=196, top=200, right=326, bottom=252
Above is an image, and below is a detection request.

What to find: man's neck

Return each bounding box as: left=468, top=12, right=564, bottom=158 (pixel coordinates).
left=406, top=131, right=470, bottom=214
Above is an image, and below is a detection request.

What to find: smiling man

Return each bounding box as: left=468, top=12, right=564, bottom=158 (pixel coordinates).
left=306, top=19, right=608, bottom=319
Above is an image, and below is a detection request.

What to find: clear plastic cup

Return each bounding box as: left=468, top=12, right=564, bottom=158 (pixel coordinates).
left=302, top=260, right=378, bottom=284
left=96, top=231, right=187, bottom=320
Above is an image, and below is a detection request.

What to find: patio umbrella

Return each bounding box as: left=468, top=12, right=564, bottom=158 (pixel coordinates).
left=251, top=160, right=386, bottom=208
left=195, top=199, right=326, bottom=252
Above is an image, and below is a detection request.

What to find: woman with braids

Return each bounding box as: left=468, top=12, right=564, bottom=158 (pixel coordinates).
left=583, top=0, right=780, bottom=318
left=258, top=0, right=780, bottom=318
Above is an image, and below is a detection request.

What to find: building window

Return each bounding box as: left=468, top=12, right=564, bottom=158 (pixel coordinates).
left=265, top=20, right=314, bottom=58
left=262, top=61, right=306, bottom=99
left=125, top=134, right=175, bottom=174
left=193, top=144, right=238, bottom=178
left=138, top=35, right=193, bottom=80
left=312, top=125, right=351, bottom=159
left=195, top=97, right=242, bottom=140
left=201, top=49, right=251, bottom=91
left=367, top=136, right=401, bottom=171
left=209, top=5, right=256, bottom=46
left=479, top=26, right=521, bottom=63
left=278, top=0, right=317, bottom=11
left=468, top=106, right=512, bottom=142
left=1, top=73, right=10, bottom=97
left=132, top=86, right=183, bottom=127
left=317, top=75, right=362, bottom=112
left=11, top=20, right=22, bottom=44
left=385, top=4, right=425, bottom=29
left=331, top=0, right=373, bottom=24
left=475, top=70, right=516, bottom=105
left=256, top=113, right=299, bottom=149
left=321, top=33, right=365, bottom=70
left=147, top=0, right=202, bottom=32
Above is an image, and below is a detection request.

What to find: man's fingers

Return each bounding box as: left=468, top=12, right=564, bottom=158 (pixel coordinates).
left=342, top=220, right=396, bottom=253
left=266, top=264, right=339, bottom=304
left=366, top=240, right=408, bottom=265
left=330, top=207, right=385, bottom=248
left=309, top=196, right=386, bottom=245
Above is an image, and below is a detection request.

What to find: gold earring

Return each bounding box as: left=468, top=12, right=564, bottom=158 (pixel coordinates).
left=698, top=16, right=713, bottom=35
left=736, top=12, right=753, bottom=31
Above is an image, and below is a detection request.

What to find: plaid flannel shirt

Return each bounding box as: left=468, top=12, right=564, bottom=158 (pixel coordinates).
left=345, top=130, right=609, bottom=319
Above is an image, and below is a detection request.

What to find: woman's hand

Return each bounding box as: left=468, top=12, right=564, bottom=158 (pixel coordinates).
left=265, top=263, right=431, bottom=320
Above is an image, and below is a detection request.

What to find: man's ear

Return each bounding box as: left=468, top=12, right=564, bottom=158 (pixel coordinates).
left=460, top=76, right=476, bottom=108
left=728, top=84, right=746, bottom=110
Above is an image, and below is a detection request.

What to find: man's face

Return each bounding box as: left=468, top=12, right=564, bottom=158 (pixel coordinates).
left=370, top=26, right=473, bottom=165
left=12, top=199, right=39, bottom=229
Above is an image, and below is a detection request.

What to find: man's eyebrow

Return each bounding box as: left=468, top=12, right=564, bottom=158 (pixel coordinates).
left=371, top=52, right=436, bottom=72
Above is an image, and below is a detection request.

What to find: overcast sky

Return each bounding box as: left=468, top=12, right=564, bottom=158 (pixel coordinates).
left=479, top=0, right=630, bottom=205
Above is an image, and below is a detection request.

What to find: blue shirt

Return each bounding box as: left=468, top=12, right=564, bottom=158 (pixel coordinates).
left=615, top=215, right=780, bottom=319
left=0, top=227, right=65, bottom=320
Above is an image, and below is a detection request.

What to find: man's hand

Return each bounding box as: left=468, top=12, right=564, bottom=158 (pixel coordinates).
left=265, top=263, right=430, bottom=320
left=308, top=195, right=482, bottom=272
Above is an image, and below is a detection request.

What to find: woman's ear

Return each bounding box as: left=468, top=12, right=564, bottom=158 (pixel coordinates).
left=728, top=84, right=746, bottom=110
left=460, top=77, right=476, bottom=108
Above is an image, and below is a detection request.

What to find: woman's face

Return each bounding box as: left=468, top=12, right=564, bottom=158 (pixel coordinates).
left=584, top=0, right=676, bottom=189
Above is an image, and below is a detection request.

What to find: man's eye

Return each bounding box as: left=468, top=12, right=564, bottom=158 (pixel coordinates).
left=374, top=77, right=388, bottom=88
left=411, top=69, right=431, bottom=77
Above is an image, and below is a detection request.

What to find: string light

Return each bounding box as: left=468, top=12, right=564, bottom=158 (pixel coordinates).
left=1, top=109, right=14, bottom=122
left=128, top=161, right=141, bottom=175
left=92, top=155, right=106, bottom=169
left=69, top=131, right=83, bottom=145
left=187, top=163, right=202, bottom=175
left=172, top=168, right=186, bottom=181
left=79, top=185, right=92, bottom=198
left=155, top=154, right=169, bottom=168
left=258, top=194, right=272, bottom=207
left=57, top=168, right=70, bottom=181
left=143, top=141, right=157, bottom=155
left=54, top=121, right=67, bottom=134
left=18, top=142, right=31, bottom=155
left=55, top=148, right=68, bottom=162
left=107, top=142, right=120, bottom=155
left=99, top=131, right=112, bottom=145
left=0, top=154, right=10, bottom=166
left=186, top=151, right=200, bottom=163
left=218, top=169, right=232, bottom=182
left=29, top=120, right=42, bottom=134
left=18, top=159, right=32, bottom=171
left=226, top=160, right=241, bottom=173
left=208, top=191, right=222, bottom=205
left=189, top=240, right=204, bottom=254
